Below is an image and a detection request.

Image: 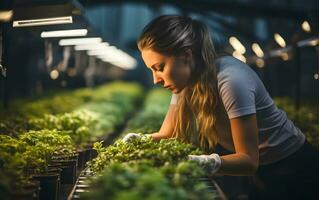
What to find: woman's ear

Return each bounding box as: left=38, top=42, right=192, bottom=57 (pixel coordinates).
left=183, top=49, right=193, bottom=61
left=178, top=49, right=193, bottom=64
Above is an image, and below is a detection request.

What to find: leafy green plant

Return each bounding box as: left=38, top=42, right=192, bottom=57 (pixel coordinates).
left=82, top=161, right=213, bottom=200
left=274, top=97, right=319, bottom=148
left=126, top=88, right=171, bottom=133
left=19, top=129, right=75, bottom=173
left=0, top=135, right=27, bottom=178
left=0, top=135, right=31, bottom=195
left=28, top=111, right=96, bottom=147
left=87, top=136, right=202, bottom=173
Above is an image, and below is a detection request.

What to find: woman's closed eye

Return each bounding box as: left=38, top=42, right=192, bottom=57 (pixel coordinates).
left=157, top=63, right=165, bottom=72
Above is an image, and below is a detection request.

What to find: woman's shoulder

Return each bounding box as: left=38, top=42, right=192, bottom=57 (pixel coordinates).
left=216, top=56, right=254, bottom=79
left=216, top=55, right=246, bottom=69
left=215, top=56, right=259, bottom=92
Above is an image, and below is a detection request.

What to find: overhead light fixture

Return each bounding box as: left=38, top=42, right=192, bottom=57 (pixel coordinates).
left=251, top=43, right=264, bottom=58
left=232, top=51, right=246, bottom=63
left=255, top=58, right=265, bottom=68
left=91, top=47, right=137, bottom=69
left=0, top=10, right=13, bottom=22
left=13, top=16, right=72, bottom=27
left=74, top=42, right=109, bottom=51
left=41, top=29, right=87, bottom=38
left=12, top=0, right=83, bottom=27
left=59, top=37, right=102, bottom=46
left=269, top=47, right=291, bottom=58
left=281, top=52, right=289, bottom=61
left=101, top=58, right=137, bottom=70
left=301, top=21, right=311, bottom=33
left=50, top=69, right=59, bottom=80
left=14, top=16, right=73, bottom=28
left=297, top=36, right=319, bottom=47
left=229, top=36, right=246, bottom=54
left=87, top=46, right=117, bottom=56
left=274, top=33, right=286, bottom=48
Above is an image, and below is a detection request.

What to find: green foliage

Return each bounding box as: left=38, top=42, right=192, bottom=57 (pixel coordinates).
left=88, top=136, right=202, bottom=174
left=29, top=110, right=96, bottom=146
left=82, top=87, right=217, bottom=199
left=127, top=88, right=171, bottom=133
left=0, top=135, right=27, bottom=178
left=19, top=129, right=75, bottom=173
left=82, top=161, right=213, bottom=200
left=0, top=81, right=144, bottom=197
left=0, top=118, right=29, bottom=137
left=1, top=81, right=143, bottom=119
left=274, top=97, right=319, bottom=148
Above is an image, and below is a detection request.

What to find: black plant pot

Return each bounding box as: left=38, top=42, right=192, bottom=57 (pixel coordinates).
left=77, top=149, right=87, bottom=170
left=11, top=180, right=40, bottom=200
left=52, top=153, right=78, bottom=166
left=51, top=159, right=77, bottom=184
left=89, top=148, right=98, bottom=160
left=11, top=188, right=38, bottom=200
left=47, top=167, right=62, bottom=200
left=32, top=173, right=59, bottom=200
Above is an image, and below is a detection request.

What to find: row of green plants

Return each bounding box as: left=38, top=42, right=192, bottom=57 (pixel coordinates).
left=0, top=130, right=75, bottom=197
left=126, top=88, right=171, bottom=134
left=1, top=82, right=143, bottom=142
left=84, top=156, right=213, bottom=199
left=274, top=97, right=319, bottom=148
left=0, top=82, right=144, bottom=198
left=83, top=88, right=217, bottom=200
left=1, top=81, right=143, bottom=119
left=85, top=137, right=214, bottom=200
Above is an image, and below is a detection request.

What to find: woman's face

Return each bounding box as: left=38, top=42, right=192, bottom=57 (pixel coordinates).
left=141, top=48, right=192, bottom=94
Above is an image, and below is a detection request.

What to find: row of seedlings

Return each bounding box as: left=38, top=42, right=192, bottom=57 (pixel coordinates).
left=0, top=82, right=144, bottom=200
left=70, top=88, right=222, bottom=199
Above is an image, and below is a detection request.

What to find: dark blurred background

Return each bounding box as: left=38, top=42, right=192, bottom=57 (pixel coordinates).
left=0, top=0, right=318, bottom=107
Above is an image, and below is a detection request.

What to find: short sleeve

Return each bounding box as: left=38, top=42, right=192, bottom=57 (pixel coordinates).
left=170, top=93, right=178, bottom=105
left=219, top=78, right=256, bottom=119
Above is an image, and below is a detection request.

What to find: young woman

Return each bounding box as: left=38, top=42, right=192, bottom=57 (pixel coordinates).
left=123, top=15, right=319, bottom=199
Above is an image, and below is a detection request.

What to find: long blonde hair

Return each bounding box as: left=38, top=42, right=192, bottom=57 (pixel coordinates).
left=138, top=15, right=228, bottom=152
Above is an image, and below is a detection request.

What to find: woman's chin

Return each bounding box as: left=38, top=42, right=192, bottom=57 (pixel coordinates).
left=164, top=85, right=183, bottom=94
left=172, top=87, right=182, bottom=94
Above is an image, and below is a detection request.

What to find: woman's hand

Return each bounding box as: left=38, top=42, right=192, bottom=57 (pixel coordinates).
left=188, top=153, right=222, bottom=175
left=122, top=133, right=142, bottom=142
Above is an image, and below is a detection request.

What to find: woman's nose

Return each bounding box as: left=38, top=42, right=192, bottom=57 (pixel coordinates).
left=152, top=72, right=163, bottom=85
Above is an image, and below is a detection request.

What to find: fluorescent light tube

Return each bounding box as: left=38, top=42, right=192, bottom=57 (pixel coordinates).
left=229, top=36, right=246, bottom=54
left=13, top=16, right=72, bottom=27
left=301, top=21, right=311, bottom=33
left=87, top=45, right=137, bottom=69
left=87, top=46, right=117, bottom=56
left=274, top=33, right=286, bottom=48
left=59, top=37, right=102, bottom=46
left=99, top=50, right=137, bottom=69
left=232, top=51, right=246, bottom=63
left=251, top=43, right=264, bottom=58
left=297, top=37, right=319, bottom=47
left=74, top=42, right=109, bottom=51
left=41, top=29, right=88, bottom=38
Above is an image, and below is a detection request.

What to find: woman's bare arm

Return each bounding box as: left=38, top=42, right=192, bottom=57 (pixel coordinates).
left=217, top=114, right=259, bottom=176
left=151, top=104, right=177, bottom=141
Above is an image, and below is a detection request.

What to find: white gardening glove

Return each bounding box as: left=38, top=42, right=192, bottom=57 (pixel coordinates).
left=188, top=153, right=222, bottom=175
left=122, top=133, right=152, bottom=143
left=122, top=133, right=142, bottom=143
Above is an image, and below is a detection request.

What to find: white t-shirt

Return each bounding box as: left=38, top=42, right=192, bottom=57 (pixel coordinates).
left=171, top=56, right=305, bottom=165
